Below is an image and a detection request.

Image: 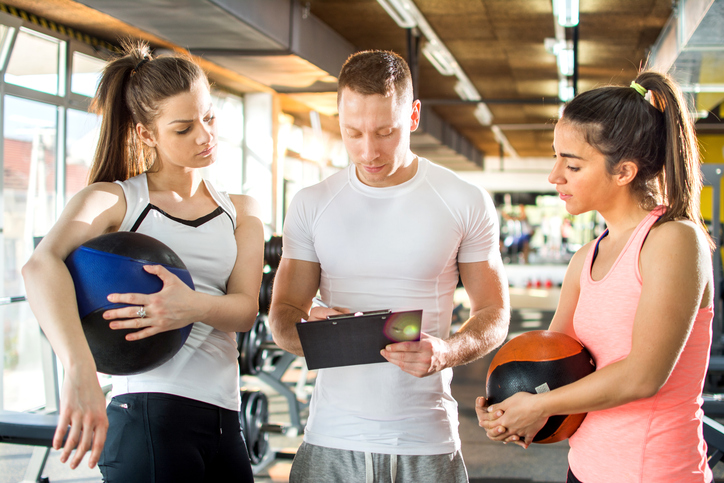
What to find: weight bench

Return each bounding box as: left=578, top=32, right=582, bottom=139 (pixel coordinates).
left=0, top=410, right=58, bottom=447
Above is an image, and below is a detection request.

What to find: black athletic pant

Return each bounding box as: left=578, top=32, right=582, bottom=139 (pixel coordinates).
left=99, top=392, right=254, bottom=483
left=567, top=468, right=583, bottom=483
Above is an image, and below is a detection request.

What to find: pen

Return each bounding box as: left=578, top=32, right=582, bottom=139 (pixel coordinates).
left=312, top=297, right=331, bottom=309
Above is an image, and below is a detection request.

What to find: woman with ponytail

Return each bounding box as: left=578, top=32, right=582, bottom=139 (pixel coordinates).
left=477, top=70, right=714, bottom=483
left=22, top=41, right=262, bottom=482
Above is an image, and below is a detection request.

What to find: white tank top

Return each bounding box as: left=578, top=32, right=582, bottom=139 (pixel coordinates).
left=110, top=173, right=241, bottom=411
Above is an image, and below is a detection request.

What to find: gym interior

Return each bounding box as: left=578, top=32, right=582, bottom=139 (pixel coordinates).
left=1, top=1, right=724, bottom=482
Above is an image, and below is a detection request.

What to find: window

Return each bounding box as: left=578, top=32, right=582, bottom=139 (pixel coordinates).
left=71, top=51, right=104, bottom=97
left=2, top=95, right=58, bottom=410
left=201, top=89, right=244, bottom=194
left=66, top=108, right=100, bottom=200
left=5, top=28, right=65, bottom=96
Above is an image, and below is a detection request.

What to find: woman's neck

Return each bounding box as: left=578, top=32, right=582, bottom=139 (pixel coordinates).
left=146, top=167, right=204, bottom=200
left=598, top=200, right=651, bottom=244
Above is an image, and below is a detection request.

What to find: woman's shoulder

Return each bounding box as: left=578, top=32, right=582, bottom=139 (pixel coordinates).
left=229, top=194, right=262, bottom=219
left=69, top=181, right=126, bottom=209
left=646, top=219, right=709, bottom=252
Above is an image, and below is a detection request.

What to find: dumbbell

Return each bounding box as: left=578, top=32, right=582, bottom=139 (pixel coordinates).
left=239, top=388, right=293, bottom=466
left=264, top=236, right=282, bottom=270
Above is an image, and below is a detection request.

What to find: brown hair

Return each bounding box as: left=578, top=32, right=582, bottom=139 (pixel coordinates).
left=561, top=70, right=713, bottom=249
left=337, top=50, right=413, bottom=107
left=88, top=40, right=207, bottom=183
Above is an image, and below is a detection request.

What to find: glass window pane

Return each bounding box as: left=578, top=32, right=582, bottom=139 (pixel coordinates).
left=4, top=96, right=57, bottom=296
left=71, top=51, right=104, bottom=97
left=5, top=28, right=63, bottom=95
left=66, top=108, right=100, bottom=200
left=3, top=302, right=46, bottom=410
left=201, top=90, right=244, bottom=194
left=246, top=157, right=272, bottom=225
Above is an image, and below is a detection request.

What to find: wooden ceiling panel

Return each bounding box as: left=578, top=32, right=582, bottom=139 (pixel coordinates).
left=5, top=0, right=675, bottom=162
left=307, top=0, right=672, bottom=159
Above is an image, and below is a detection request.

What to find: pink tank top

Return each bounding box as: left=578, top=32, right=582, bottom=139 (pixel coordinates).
left=569, top=208, right=713, bottom=483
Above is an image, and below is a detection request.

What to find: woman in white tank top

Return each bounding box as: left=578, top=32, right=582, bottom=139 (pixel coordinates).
left=22, top=41, right=263, bottom=482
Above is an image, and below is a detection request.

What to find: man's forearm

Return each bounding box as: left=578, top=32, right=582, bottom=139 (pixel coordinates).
left=445, top=306, right=509, bottom=367
left=268, top=303, right=307, bottom=357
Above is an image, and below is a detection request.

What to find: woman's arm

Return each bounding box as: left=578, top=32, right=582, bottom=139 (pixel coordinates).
left=22, top=182, right=126, bottom=469
left=476, top=242, right=589, bottom=444
left=205, top=194, right=265, bottom=332
left=480, top=220, right=713, bottom=447
left=548, top=241, right=589, bottom=337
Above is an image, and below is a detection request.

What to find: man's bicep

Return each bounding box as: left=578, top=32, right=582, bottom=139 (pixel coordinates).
left=458, top=256, right=509, bottom=314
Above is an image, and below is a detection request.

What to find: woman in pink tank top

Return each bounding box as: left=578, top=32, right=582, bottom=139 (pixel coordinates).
left=477, top=70, right=715, bottom=483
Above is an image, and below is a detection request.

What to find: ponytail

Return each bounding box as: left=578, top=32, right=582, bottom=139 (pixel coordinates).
left=561, top=69, right=714, bottom=250
left=633, top=72, right=707, bottom=238
left=88, top=40, right=207, bottom=184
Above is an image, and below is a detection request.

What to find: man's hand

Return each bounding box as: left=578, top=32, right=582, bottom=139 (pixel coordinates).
left=380, top=332, right=451, bottom=377
left=307, top=306, right=349, bottom=322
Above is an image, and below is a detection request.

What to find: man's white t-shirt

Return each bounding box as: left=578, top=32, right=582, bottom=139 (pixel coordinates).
left=283, top=157, right=499, bottom=455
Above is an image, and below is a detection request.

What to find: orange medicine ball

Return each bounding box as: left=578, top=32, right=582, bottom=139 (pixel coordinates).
left=485, top=330, right=596, bottom=444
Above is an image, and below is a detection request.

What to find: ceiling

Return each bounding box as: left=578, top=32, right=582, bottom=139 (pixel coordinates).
left=3, top=0, right=723, bottom=171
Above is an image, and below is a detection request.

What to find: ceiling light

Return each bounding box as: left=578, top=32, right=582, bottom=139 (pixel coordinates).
left=553, top=0, right=579, bottom=27
left=454, top=78, right=481, bottom=102
left=556, top=47, right=574, bottom=76
left=474, top=103, right=493, bottom=126
left=559, top=78, right=574, bottom=102
left=422, top=42, right=456, bottom=76
left=377, top=0, right=483, bottom=105
left=376, top=0, right=417, bottom=28
left=545, top=38, right=574, bottom=77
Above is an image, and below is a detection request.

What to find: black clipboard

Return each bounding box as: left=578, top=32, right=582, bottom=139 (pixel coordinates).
left=296, top=309, right=423, bottom=370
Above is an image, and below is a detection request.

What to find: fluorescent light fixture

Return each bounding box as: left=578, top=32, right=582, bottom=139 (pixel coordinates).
left=553, top=0, right=579, bottom=27
left=422, top=42, right=456, bottom=76
left=378, top=0, right=483, bottom=106
left=376, top=0, right=417, bottom=28
left=454, top=78, right=481, bottom=102
left=559, top=78, right=574, bottom=102
left=474, top=103, right=493, bottom=126
left=545, top=39, right=574, bottom=77
left=557, top=47, right=574, bottom=76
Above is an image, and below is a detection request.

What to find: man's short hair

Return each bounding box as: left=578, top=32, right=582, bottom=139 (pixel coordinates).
left=337, top=50, right=413, bottom=107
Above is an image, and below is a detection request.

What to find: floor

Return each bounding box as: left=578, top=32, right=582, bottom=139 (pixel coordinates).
left=3, top=308, right=724, bottom=482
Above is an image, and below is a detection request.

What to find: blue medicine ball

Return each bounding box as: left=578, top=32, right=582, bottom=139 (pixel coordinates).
left=65, top=231, right=195, bottom=375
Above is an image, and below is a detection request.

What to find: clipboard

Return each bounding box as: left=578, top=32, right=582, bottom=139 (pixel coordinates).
left=296, top=309, right=423, bottom=370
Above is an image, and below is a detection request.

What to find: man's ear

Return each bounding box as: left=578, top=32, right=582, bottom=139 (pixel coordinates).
left=136, top=123, right=156, bottom=148
left=615, top=160, right=639, bottom=186
left=410, top=99, right=421, bottom=132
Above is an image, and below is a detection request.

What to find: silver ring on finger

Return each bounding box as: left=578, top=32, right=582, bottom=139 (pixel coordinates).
left=137, top=306, right=147, bottom=318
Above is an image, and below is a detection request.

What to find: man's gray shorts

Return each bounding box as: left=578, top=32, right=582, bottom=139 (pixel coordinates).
left=289, top=441, right=469, bottom=483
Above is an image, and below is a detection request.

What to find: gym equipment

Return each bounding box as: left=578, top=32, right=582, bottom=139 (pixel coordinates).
left=238, top=314, right=271, bottom=375
left=486, top=330, right=595, bottom=444
left=0, top=411, right=61, bottom=447
left=264, top=235, right=283, bottom=270
left=240, top=389, right=270, bottom=466
left=258, top=269, right=275, bottom=315
left=65, top=231, right=195, bottom=375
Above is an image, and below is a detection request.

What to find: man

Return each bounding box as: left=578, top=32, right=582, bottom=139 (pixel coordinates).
left=268, top=50, right=509, bottom=483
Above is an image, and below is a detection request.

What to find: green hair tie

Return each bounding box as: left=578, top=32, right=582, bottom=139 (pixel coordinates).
left=630, top=81, right=647, bottom=97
